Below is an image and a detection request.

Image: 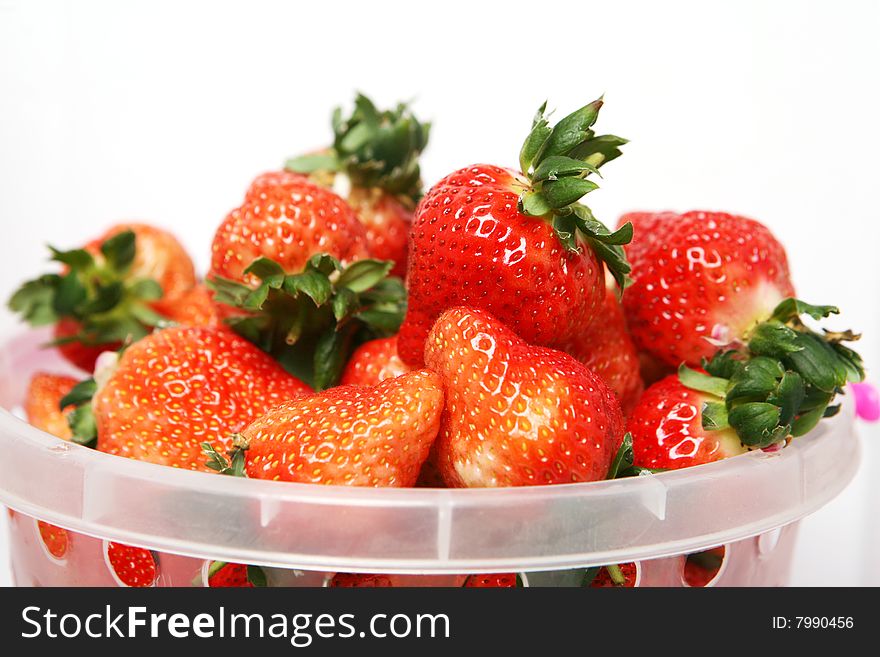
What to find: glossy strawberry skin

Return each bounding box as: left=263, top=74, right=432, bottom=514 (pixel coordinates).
left=243, top=369, right=443, bottom=487
left=93, top=326, right=311, bottom=471
left=424, top=307, right=624, bottom=488
left=563, top=288, right=643, bottom=416
left=339, top=336, right=410, bottom=386
left=398, top=165, right=605, bottom=366
left=37, top=521, right=69, bottom=560
left=105, top=542, right=156, bottom=587
left=627, top=374, right=747, bottom=470
left=208, top=563, right=253, bottom=588
left=621, top=211, right=795, bottom=368
left=211, top=174, right=370, bottom=287
left=24, top=372, right=78, bottom=440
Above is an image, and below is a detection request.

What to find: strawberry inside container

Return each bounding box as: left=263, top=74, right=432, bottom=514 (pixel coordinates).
left=0, top=329, right=861, bottom=587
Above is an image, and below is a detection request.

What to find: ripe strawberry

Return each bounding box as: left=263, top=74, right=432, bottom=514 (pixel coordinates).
left=683, top=547, right=725, bottom=587
left=205, top=562, right=266, bottom=588
left=588, top=563, right=638, bottom=588
left=92, top=326, right=311, bottom=470
left=24, top=373, right=78, bottom=440
left=563, top=287, right=643, bottom=416
left=424, top=307, right=624, bottom=487
left=239, top=369, right=442, bottom=487
left=285, top=94, right=431, bottom=277
left=630, top=299, right=864, bottom=463
left=209, top=175, right=370, bottom=289
left=9, top=223, right=197, bottom=372
left=628, top=374, right=747, bottom=470
left=620, top=211, right=796, bottom=368
left=339, top=336, right=410, bottom=386
left=104, top=541, right=157, bottom=587
left=398, top=98, right=631, bottom=366
left=37, top=520, right=69, bottom=561
left=154, top=283, right=220, bottom=328
left=463, top=573, right=522, bottom=588
left=328, top=573, right=394, bottom=587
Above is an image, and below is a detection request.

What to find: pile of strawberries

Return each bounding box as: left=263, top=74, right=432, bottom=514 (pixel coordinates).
left=8, top=94, right=865, bottom=585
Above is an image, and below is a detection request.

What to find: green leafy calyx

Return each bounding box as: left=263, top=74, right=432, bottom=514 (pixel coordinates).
left=208, top=254, right=406, bottom=390
left=7, top=230, right=168, bottom=349
left=679, top=298, right=864, bottom=448
left=285, top=93, right=430, bottom=207
left=517, top=98, right=632, bottom=291
left=59, top=378, right=99, bottom=448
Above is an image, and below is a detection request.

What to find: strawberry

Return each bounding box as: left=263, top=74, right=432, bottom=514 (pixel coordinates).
left=91, top=326, right=311, bottom=470
left=683, top=547, right=725, bottom=587
left=209, top=175, right=370, bottom=289
left=628, top=374, right=748, bottom=470
left=424, top=307, right=624, bottom=487
left=563, top=287, right=643, bottom=416
left=37, top=520, right=69, bottom=561
left=237, top=370, right=443, bottom=487
left=588, top=563, right=638, bottom=588
left=104, top=541, right=157, bottom=587
left=463, top=573, right=522, bottom=588
left=398, top=98, right=631, bottom=366
left=620, top=211, right=796, bottom=368
left=204, top=561, right=266, bottom=588
left=24, top=373, right=78, bottom=440
left=629, top=299, right=864, bottom=464
left=9, top=224, right=197, bottom=371
left=328, top=573, right=394, bottom=587
left=339, top=336, right=410, bottom=386
left=285, top=94, right=431, bottom=277
left=154, top=283, right=220, bottom=328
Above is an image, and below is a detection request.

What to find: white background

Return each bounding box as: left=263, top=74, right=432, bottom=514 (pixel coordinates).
left=1, top=0, right=878, bottom=586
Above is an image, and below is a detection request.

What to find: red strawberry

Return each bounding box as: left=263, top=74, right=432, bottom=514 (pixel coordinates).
left=627, top=374, right=747, bottom=470
left=104, top=541, right=157, bottom=587
left=398, top=98, right=630, bottom=366
left=241, top=370, right=443, bottom=487
left=620, top=211, right=795, bottom=368
left=205, top=561, right=265, bottom=588
left=563, top=287, right=643, bottom=416
left=339, top=336, right=410, bottom=386
left=285, top=94, right=431, bottom=277
left=86, top=223, right=196, bottom=302
left=10, top=223, right=197, bottom=372
left=92, top=326, right=311, bottom=471
left=37, top=520, right=69, bottom=561
left=54, top=319, right=118, bottom=373
left=209, top=175, right=370, bottom=289
left=24, top=373, right=78, bottom=440
left=683, top=547, right=725, bottom=587
left=424, top=307, right=624, bottom=487
left=463, top=573, right=521, bottom=588
left=589, top=563, right=638, bottom=588
left=154, top=283, right=220, bottom=328
left=328, top=573, right=394, bottom=587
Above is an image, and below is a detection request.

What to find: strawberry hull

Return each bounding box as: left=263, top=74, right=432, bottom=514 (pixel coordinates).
left=0, top=329, right=862, bottom=585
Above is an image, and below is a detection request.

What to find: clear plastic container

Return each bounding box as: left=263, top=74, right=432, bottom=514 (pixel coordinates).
left=0, top=330, right=862, bottom=586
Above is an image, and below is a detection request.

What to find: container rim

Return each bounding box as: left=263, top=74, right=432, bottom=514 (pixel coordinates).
left=0, top=329, right=863, bottom=572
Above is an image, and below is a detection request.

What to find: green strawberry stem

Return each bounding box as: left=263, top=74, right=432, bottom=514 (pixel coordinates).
left=517, top=97, right=633, bottom=291
left=208, top=253, right=406, bottom=390
left=285, top=93, right=431, bottom=207
left=605, top=564, right=626, bottom=586
left=7, top=230, right=168, bottom=348
left=680, top=297, right=864, bottom=448
left=58, top=377, right=99, bottom=448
